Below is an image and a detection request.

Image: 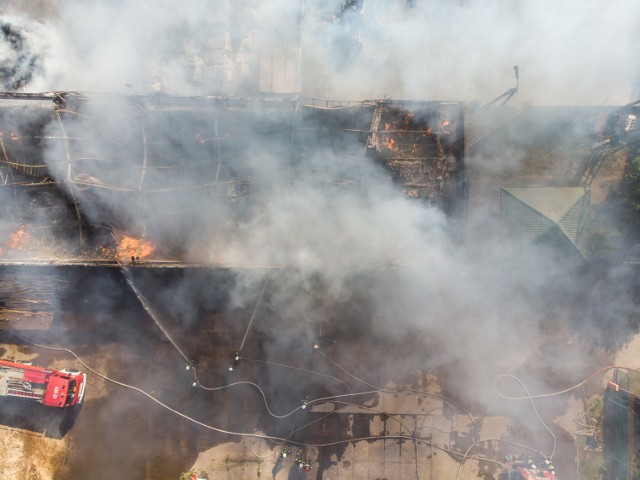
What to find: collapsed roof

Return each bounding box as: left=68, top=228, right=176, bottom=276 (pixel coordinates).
left=0, top=92, right=465, bottom=266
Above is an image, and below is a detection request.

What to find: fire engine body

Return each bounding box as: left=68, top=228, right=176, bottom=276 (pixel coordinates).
left=0, top=359, right=86, bottom=408
left=512, top=466, right=558, bottom=480
left=504, top=453, right=558, bottom=480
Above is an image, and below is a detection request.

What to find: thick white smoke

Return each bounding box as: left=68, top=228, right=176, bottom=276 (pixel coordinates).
left=2, top=0, right=638, bottom=104
left=0, top=0, right=633, bottom=390
left=311, top=0, right=640, bottom=105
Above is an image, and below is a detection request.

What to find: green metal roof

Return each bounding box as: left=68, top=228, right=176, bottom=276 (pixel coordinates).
left=502, top=187, right=586, bottom=222
left=500, top=187, right=591, bottom=263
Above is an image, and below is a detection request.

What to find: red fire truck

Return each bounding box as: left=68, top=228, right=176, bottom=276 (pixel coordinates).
left=0, top=358, right=86, bottom=408
left=512, top=466, right=558, bottom=480
left=504, top=453, right=558, bottom=480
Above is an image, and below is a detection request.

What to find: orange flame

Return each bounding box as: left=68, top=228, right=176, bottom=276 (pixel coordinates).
left=0, top=226, right=28, bottom=256
left=116, top=235, right=155, bottom=262
left=7, top=226, right=28, bottom=249
left=384, top=122, right=390, bottom=131
left=386, top=138, right=396, bottom=150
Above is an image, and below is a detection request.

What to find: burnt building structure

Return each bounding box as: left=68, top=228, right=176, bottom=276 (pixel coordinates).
left=0, top=92, right=466, bottom=325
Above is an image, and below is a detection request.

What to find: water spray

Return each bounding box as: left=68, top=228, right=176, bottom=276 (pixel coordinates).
left=239, top=279, right=268, bottom=353
left=120, top=267, right=194, bottom=368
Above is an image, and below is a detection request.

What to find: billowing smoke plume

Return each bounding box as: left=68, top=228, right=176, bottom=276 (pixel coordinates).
left=0, top=4, right=638, bottom=477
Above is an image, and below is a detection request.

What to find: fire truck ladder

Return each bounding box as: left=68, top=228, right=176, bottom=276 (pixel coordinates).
left=6, top=388, right=42, bottom=400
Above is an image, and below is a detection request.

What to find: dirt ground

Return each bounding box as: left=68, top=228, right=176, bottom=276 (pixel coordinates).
left=0, top=319, right=609, bottom=480
left=0, top=271, right=622, bottom=480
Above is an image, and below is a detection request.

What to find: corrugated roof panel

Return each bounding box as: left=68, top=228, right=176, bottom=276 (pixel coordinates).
left=500, top=189, right=555, bottom=259
left=500, top=187, right=590, bottom=264
left=558, top=190, right=591, bottom=256
left=503, top=187, right=586, bottom=222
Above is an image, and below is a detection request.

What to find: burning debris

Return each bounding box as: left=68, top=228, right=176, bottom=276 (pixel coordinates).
left=7, top=225, right=27, bottom=249
left=364, top=101, right=464, bottom=217
left=0, top=225, right=28, bottom=255
left=115, top=234, right=156, bottom=264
